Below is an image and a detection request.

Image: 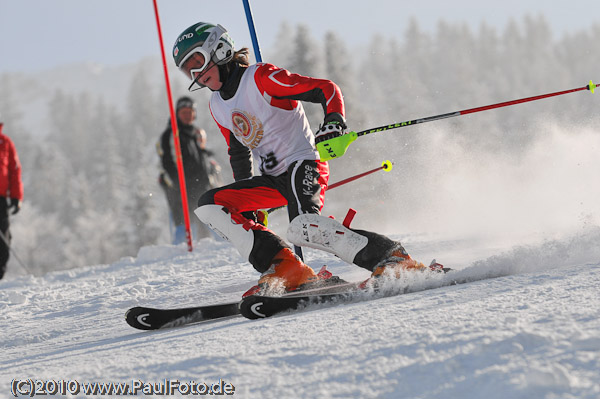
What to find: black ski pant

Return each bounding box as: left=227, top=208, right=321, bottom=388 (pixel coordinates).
left=197, top=159, right=329, bottom=272
left=0, top=203, right=10, bottom=280
left=159, top=174, right=212, bottom=240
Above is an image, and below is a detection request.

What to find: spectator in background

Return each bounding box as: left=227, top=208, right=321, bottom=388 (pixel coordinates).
left=157, top=96, right=222, bottom=244
left=0, top=120, right=23, bottom=279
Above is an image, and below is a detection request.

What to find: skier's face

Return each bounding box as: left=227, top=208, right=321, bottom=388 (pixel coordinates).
left=177, top=107, right=196, bottom=125
left=181, top=53, right=222, bottom=92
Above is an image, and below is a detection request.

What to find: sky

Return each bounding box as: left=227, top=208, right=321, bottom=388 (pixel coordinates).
left=1, top=0, right=598, bottom=73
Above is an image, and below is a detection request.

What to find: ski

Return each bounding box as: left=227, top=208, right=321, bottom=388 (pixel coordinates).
left=125, top=269, right=458, bottom=327
left=240, top=288, right=365, bottom=319
left=125, top=302, right=240, bottom=330
left=240, top=269, right=457, bottom=319
left=124, top=273, right=349, bottom=330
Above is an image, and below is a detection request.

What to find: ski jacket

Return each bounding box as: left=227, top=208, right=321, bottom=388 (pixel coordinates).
left=157, top=121, right=221, bottom=197
left=209, top=62, right=345, bottom=179
left=0, top=130, right=23, bottom=201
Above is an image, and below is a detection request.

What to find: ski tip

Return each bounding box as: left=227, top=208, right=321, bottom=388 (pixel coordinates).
left=239, top=296, right=268, bottom=319
left=589, top=79, right=596, bottom=94
left=125, top=307, right=158, bottom=330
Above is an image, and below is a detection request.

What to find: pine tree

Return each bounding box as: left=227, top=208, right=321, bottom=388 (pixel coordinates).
left=288, top=24, right=323, bottom=130
left=322, top=31, right=365, bottom=128
left=47, top=90, right=95, bottom=172
left=267, top=21, right=295, bottom=68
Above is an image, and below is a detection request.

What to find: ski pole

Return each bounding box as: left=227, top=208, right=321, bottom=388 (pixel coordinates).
left=264, top=160, right=393, bottom=216
left=318, top=80, right=597, bottom=161
left=0, top=228, right=33, bottom=276
left=328, top=159, right=393, bottom=190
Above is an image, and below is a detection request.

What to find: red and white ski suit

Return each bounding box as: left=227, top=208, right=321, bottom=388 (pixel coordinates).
left=197, top=62, right=345, bottom=272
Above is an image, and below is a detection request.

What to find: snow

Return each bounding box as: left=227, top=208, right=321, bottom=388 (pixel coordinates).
left=1, top=228, right=600, bottom=399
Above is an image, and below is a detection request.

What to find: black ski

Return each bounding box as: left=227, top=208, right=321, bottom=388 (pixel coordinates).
left=124, top=273, right=350, bottom=330
left=124, top=277, right=352, bottom=330
left=240, top=269, right=458, bottom=319
left=125, top=302, right=240, bottom=330
left=126, top=270, right=458, bottom=327
left=240, top=288, right=365, bottom=319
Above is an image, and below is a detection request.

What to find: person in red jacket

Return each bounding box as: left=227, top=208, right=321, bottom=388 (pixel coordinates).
left=172, top=23, right=441, bottom=295
left=0, top=121, right=23, bottom=279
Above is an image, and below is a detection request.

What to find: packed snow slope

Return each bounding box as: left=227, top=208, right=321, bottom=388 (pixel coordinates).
left=1, top=228, right=600, bottom=399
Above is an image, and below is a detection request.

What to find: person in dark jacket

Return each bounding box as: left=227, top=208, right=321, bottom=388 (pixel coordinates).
left=0, top=121, right=23, bottom=279
left=157, top=96, right=222, bottom=244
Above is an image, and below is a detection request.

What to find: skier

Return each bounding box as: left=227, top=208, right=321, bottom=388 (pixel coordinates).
left=172, top=22, right=441, bottom=295
left=157, top=96, right=222, bottom=243
left=0, top=120, right=23, bottom=280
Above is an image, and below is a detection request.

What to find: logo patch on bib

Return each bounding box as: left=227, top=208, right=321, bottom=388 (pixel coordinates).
left=231, top=110, right=264, bottom=149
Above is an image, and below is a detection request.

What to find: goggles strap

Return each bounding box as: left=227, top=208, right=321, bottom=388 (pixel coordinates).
left=187, top=61, right=219, bottom=92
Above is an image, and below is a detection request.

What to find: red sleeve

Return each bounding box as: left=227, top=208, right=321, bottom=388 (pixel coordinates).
left=253, top=63, right=345, bottom=117
left=8, top=138, right=23, bottom=200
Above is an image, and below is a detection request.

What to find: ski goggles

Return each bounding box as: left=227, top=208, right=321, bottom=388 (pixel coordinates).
left=179, top=47, right=211, bottom=80
left=179, top=48, right=212, bottom=91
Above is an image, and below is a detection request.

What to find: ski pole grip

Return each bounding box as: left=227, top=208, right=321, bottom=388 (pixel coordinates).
left=317, top=131, right=358, bottom=161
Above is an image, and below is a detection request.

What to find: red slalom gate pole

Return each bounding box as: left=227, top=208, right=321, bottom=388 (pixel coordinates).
left=152, top=0, right=193, bottom=251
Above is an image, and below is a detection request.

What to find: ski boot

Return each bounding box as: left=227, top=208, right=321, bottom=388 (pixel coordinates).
left=242, top=248, right=343, bottom=298
left=173, top=225, right=187, bottom=245
left=371, top=244, right=427, bottom=275
left=359, top=246, right=449, bottom=290
left=243, top=248, right=317, bottom=297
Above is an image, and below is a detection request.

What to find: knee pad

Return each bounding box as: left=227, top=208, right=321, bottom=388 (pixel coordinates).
left=287, top=214, right=368, bottom=264
left=194, top=205, right=254, bottom=261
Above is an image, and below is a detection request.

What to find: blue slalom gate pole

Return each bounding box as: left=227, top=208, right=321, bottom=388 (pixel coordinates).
left=242, top=0, right=263, bottom=62
left=242, top=1, right=303, bottom=259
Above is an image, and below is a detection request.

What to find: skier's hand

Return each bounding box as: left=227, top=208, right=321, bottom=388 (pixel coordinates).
left=9, top=198, right=21, bottom=215
left=256, top=210, right=268, bottom=227
left=241, top=210, right=268, bottom=227
left=159, top=172, right=175, bottom=188
left=315, top=112, right=347, bottom=144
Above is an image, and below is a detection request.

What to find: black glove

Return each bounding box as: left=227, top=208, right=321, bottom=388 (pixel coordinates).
left=241, top=210, right=268, bottom=227
left=9, top=198, right=21, bottom=215
left=315, top=112, right=348, bottom=144
left=158, top=172, right=175, bottom=188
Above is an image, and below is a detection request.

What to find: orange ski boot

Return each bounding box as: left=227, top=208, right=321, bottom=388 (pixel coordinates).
left=243, top=248, right=318, bottom=297
left=371, top=246, right=427, bottom=277
left=359, top=244, right=428, bottom=289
